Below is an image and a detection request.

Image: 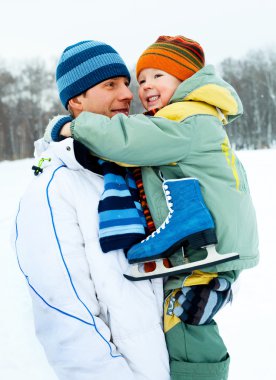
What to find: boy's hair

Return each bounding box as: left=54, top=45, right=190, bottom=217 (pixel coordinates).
left=56, top=40, right=131, bottom=109
left=136, top=35, right=205, bottom=81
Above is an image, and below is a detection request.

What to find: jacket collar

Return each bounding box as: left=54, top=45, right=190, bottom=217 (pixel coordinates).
left=34, top=138, right=84, bottom=171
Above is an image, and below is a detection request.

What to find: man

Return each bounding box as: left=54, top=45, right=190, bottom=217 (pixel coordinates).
left=14, top=40, right=169, bottom=380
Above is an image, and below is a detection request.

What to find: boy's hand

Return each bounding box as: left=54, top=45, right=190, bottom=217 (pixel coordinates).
left=44, top=115, right=73, bottom=142
left=173, top=277, right=232, bottom=325
left=60, top=122, right=72, bottom=137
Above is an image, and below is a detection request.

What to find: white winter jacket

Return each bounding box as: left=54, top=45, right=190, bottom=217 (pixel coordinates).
left=14, top=138, right=170, bottom=380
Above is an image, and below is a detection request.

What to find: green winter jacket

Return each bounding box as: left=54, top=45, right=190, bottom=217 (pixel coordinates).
left=71, top=65, right=259, bottom=282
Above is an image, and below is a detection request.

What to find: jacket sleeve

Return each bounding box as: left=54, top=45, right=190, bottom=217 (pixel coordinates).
left=14, top=166, right=134, bottom=380
left=72, top=111, right=194, bottom=166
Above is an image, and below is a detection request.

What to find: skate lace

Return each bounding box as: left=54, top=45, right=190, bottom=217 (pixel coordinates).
left=141, top=185, right=174, bottom=243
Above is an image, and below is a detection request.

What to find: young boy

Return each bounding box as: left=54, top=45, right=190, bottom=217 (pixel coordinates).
left=125, top=38, right=240, bottom=275
left=47, top=35, right=259, bottom=380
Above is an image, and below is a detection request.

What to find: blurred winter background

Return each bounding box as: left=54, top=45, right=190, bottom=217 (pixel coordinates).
left=1, top=0, right=276, bottom=379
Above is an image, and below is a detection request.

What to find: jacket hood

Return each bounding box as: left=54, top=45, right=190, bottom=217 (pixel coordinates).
left=34, top=138, right=84, bottom=171
left=170, top=65, right=243, bottom=125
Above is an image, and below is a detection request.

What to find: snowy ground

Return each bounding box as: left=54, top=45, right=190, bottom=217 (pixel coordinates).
left=0, top=150, right=275, bottom=380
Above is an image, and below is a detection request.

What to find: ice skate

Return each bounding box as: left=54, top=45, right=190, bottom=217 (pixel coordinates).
left=124, top=178, right=239, bottom=281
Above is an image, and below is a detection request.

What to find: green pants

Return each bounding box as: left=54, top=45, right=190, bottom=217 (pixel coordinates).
left=164, top=290, right=230, bottom=380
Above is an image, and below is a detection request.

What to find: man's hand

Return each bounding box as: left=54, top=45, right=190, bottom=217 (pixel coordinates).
left=173, top=277, right=232, bottom=325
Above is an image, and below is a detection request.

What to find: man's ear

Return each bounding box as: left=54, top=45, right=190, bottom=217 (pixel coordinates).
left=68, top=96, right=84, bottom=114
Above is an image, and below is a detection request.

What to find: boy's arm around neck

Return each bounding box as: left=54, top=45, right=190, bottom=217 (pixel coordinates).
left=71, top=111, right=193, bottom=166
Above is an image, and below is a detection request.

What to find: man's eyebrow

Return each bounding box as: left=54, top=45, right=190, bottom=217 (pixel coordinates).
left=110, top=77, right=129, bottom=81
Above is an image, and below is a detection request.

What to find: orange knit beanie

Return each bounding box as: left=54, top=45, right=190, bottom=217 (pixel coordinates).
left=136, top=35, right=205, bottom=81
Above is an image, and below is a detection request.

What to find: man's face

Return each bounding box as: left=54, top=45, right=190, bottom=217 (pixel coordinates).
left=78, top=77, right=133, bottom=117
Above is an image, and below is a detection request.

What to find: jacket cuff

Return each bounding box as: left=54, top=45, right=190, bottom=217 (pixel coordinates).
left=51, top=115, right=73, bottom=141
left=170, top=354, right=230, bottom=380
left=70, top=119, right=76, bottom=138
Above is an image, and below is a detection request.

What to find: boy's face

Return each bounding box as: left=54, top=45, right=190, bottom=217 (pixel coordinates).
left=137, top=68, right=181, bottom=111
left=77, top=77, right=133, bottom=118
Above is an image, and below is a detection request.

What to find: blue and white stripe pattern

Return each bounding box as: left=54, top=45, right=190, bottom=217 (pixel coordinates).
left=173, top=278, right=232, bottom=325
left=98, top=159, right=146, bottom=253
left=56, top=40, right=131, bottom=109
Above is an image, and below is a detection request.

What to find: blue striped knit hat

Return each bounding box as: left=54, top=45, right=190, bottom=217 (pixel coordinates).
left=56, top=40, right=131, bottom=109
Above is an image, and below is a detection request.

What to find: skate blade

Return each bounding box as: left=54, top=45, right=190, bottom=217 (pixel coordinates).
left=124, top=245, right=239, bottom=281
left=124, top=259, right=169, bottom=281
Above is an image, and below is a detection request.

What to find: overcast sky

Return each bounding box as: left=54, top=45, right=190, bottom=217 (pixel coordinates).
left=1, top=0, right=276, bottom=70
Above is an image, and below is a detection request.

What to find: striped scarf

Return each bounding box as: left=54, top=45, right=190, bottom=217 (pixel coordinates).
left=98, top=159, right=147, bottom=253
left=98, top=157, right=171, bottom=270
left=132, top=167, right=155, bottom=234
left=98, top=108, right=170, bottom=266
